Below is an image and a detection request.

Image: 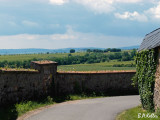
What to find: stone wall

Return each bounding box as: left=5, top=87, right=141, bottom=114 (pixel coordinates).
left=0, top=61, right=57, bottom=106
left=154, top=47, right=160, bottom=110
left=0, top=60, right=137, bottom=106
left=0, top=70, right=41, bottom=105
left=55, top=71, right=137, bottom=95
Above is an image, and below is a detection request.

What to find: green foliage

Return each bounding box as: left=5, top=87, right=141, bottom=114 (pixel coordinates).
left=0, top=49, right=137, bottom=68
left=104, top=48, right=121, bottom=52
left=15, top=96, right=55, bottom=116
left=113, top=63, right=135, bottom=67
left=86, top=48, right=121, bottom=53
left=133, top=49, right=158, bottom=111
left=0, top=96, right=55, bottom=120
left=0, top=94, right=106, bottom=120
left=70, top=49, right=75, bottom=53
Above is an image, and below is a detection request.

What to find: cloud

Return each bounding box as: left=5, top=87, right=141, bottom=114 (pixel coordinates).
left=49, top=0, right=68, bottom=5
left=114, top=1, right=160, bottom=22
left=115, top=0, right=143, bottom=3
left=22, top=20, right=39, bottom=27
left=145, top=1, right=160, bottom=19
left=115, top=11, right=148, bottom=22
left=72, top=0, right=148, bottom=14
left=48, top=0, right=151, bottom=14
left=0, top=28, right=142, bottom=49
left=47, top=0, right=160, bottom=22
left=74, top=0, right=115, bottom=14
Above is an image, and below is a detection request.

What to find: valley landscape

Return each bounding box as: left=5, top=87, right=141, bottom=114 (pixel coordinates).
left=0, top=48, right=136, bottom=71
left=1, top=0, right=159, bottom=119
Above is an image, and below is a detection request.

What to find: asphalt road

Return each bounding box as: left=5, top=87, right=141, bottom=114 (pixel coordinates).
left=25, top=95, right=140, bottom=120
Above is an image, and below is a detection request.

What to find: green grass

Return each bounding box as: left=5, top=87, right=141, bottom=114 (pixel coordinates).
left=116, top=106, right=160, bottom=120
left=58, top=61, right=136, bottom=71
left=0, top=96, right=55, bottom=120
left=0, top=94, right=104, bottom=120
left=15, top=97, right=55, bottom=116
left=0, top=52, right=85, bottom=62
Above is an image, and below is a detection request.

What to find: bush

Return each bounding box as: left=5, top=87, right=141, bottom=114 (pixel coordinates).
left=132, top=49, right=158, bottom=111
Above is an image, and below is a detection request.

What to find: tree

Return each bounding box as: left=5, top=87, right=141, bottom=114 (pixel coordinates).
left=121, top=52, right=131, bottom=61
left=87, top=49, right=92, bottom=53
left=70, top=49, right=75, bottom=53
left=131, top=49, right=137, bottom=58
left=104, top=48, right=121, bottom=52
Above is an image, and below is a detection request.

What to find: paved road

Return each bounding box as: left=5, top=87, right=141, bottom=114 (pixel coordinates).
left=25, top=95, right=140, bottom=120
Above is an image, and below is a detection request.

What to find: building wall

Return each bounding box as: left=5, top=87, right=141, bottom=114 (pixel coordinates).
left=0, top=61, right=137, bottom=106
left=154, top=47, right=160, bottom=110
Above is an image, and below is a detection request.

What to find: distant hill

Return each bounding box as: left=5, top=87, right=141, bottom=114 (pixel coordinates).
left=0, top=46, right=139, bottom=55
left=0, top=48, right=103, bottom=55
left=120, top=45, right=139, bottom=50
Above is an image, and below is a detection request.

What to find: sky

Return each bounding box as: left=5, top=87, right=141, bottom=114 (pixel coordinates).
left=0, top=0, right=160, bottom=49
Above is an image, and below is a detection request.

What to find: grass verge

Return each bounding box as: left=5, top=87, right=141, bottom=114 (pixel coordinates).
left=116, top=105, right=160, bottom=120
left=0, top=94, right=104, bottom=120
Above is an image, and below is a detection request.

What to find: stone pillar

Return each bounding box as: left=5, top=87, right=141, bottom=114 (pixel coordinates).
left=31, top=60, right=58, bottom=74
left=31, top=60, right=58, bottom=96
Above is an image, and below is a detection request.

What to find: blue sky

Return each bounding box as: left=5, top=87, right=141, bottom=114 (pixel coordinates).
left=0, top=0, right=160, bottom=49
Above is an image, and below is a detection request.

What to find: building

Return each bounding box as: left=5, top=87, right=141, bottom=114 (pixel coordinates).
left=139, top=28, right=160, bottom=51
left=139, top=28, right=160, bottom=109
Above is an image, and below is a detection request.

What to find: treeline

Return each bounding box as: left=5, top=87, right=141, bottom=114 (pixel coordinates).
left=53, top=53, right=109, bottom=65
left=53, top=50, right=136, bottom=65
left=0, top=49, right=137, bottom=69
left=87, top=48, right=121, bottom=53
left=0, top=59, right=36, bottom=69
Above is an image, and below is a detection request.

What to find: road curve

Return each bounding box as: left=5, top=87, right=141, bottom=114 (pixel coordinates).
left=25, top=95, right=140, bottom=120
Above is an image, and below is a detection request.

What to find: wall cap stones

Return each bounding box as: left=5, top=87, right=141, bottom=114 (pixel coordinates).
left=57, top=70, right=136, bottom=74
left=32, top=60, right=58, bottom=65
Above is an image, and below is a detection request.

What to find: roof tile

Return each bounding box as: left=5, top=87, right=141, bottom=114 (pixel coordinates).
left=139, top=28, right=160, bottom=51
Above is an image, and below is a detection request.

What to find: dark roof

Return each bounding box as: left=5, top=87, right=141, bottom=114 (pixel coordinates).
left=139, top=28, right=160, bottom=51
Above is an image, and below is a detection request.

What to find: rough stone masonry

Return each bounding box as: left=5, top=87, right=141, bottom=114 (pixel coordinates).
left=0, top=60, right=137, bottom=106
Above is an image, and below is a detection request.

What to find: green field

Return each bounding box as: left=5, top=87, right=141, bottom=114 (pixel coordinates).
left=58, top=61, right=136, bottom=71
left=0, top=50, right=131, bottom=62
left=0, top=51, right=136, bottom=71
left=0, top=52, right=85, bottom=62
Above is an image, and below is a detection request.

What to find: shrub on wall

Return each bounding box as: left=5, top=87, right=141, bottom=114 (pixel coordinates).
left=133, top=49, right=158, bottom=111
